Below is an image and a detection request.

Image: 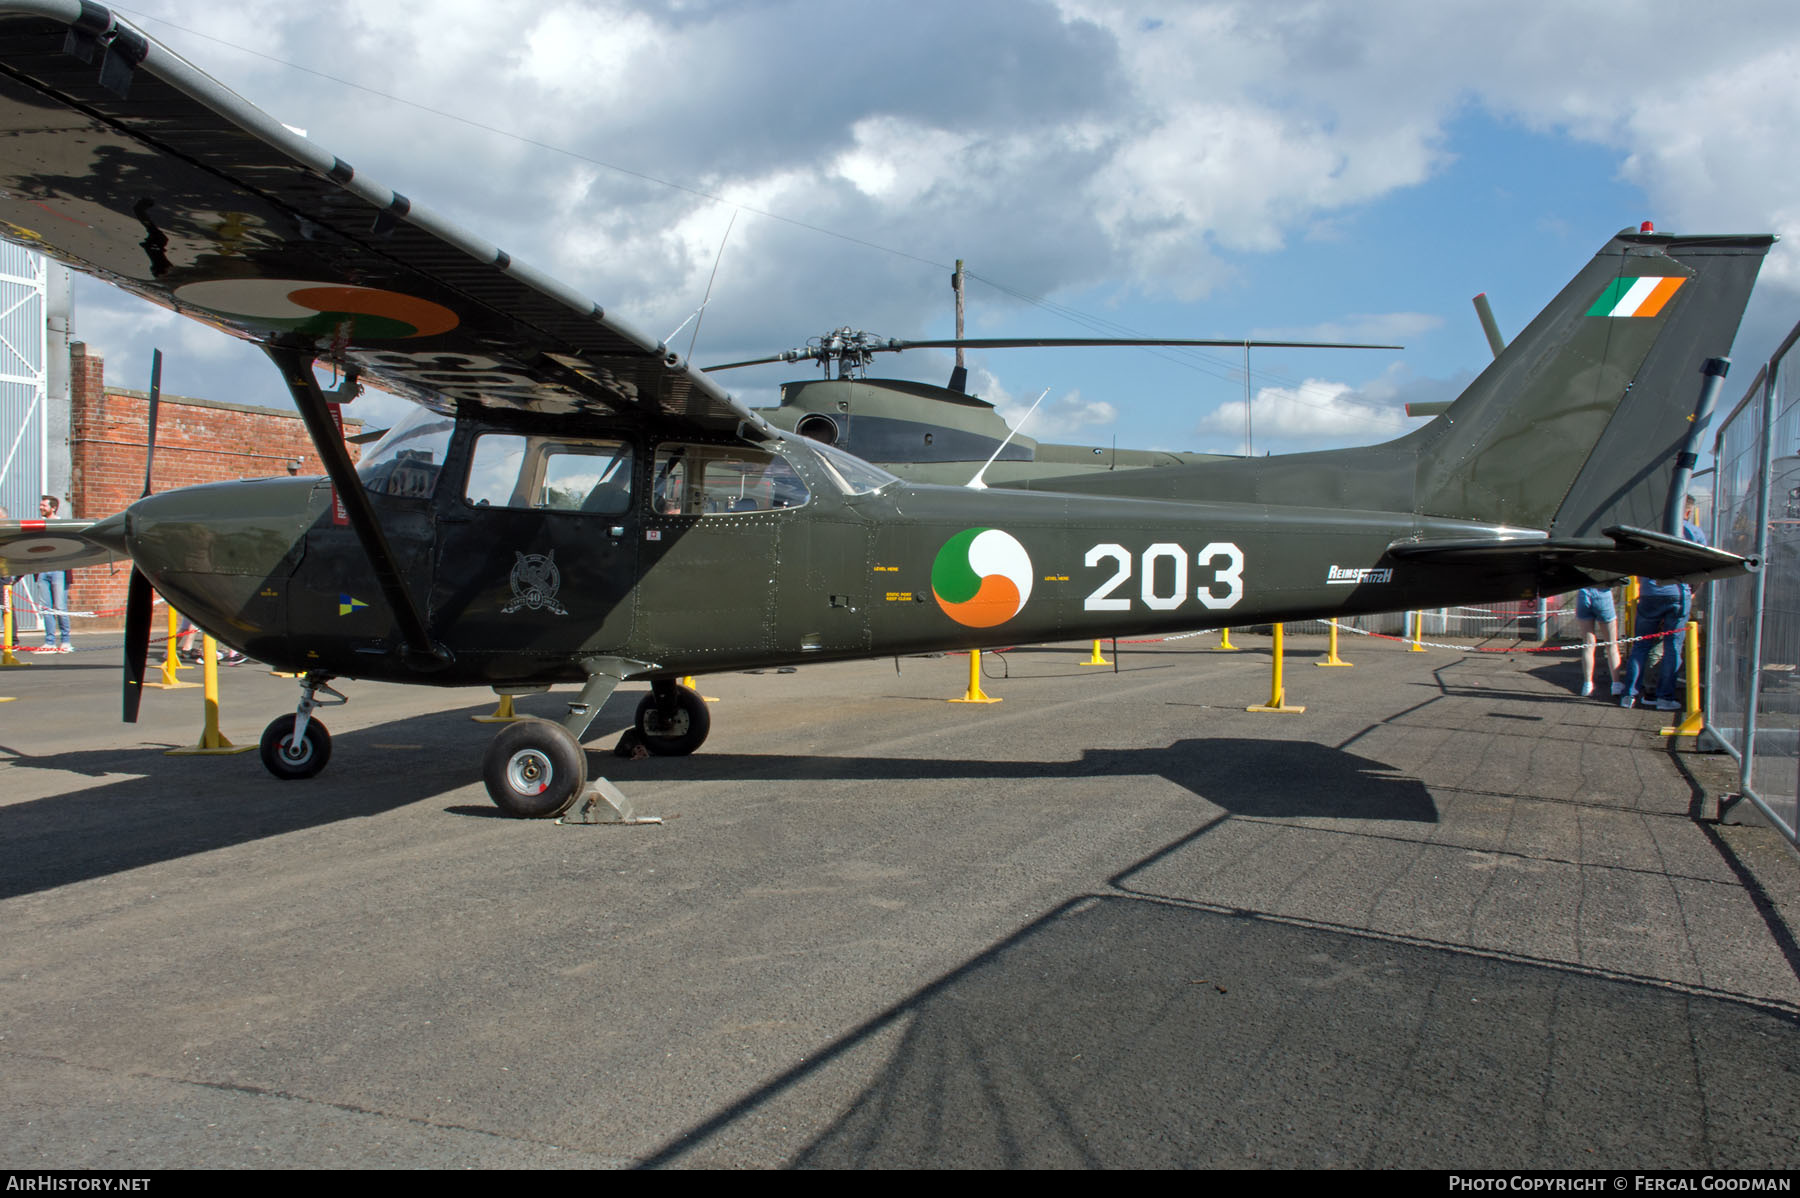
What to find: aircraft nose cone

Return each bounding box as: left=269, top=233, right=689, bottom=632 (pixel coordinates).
left=124, top=477, right=320, bottom=650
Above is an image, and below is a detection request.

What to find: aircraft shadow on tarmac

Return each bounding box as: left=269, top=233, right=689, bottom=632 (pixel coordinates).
left=611, top=737, right=1440, bottom=824
left=641, top=891, right=1800, bottom=1169
left=0, top=697, right=620, bottom=900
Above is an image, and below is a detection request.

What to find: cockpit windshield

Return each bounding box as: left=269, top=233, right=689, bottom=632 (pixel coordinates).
left=358, top=408, right=455, bottom=500
left=807, top=441, right=899, bottom=496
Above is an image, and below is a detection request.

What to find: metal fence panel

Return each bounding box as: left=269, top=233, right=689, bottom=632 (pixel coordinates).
left=1752, top=366, right=1798, bottom=831
left=1709, top=370, right=1767, bottom=766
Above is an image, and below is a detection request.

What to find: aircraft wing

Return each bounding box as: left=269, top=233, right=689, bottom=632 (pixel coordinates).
left=0, top=1, right=765, bottom=438
left=1388, top=526, right=1756, bottom=586
left=0, top=516, right=128, bottom=573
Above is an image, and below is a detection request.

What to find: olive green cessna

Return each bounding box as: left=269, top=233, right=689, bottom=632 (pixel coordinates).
left=0, top=2, right=1772, bottom=817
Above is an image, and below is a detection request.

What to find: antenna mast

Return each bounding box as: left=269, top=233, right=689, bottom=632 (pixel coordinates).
left=948, top=259, right=968, bottom=393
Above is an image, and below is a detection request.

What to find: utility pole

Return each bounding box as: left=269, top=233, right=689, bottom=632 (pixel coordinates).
left=949, top=259, right=968, bottom=393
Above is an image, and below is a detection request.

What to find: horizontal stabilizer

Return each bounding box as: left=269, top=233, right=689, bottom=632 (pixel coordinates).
left=1388, top=525, right=1755, bottom=586
left=0, top=517, right=128, bottom=574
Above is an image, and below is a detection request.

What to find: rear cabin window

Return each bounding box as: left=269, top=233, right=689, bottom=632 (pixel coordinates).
left=464, top=434, right=634, bottom=513
left=650, top=444, right=809, bottom=516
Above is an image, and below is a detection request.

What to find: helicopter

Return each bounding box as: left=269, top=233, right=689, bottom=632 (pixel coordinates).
left=715, top=327, right=1399, bottom=486
left=0, top=2, right=1770, bottom=819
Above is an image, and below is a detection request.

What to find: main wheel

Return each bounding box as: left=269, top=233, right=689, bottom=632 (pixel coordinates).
left=259, top=714, right=332, bottom=780
left=483, top=717, right=587, bottom=818
left=635, top=685, right=711, bottom=756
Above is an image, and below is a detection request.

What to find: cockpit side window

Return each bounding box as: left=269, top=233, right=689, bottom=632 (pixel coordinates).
left=358, top=411, right=455, bottom=499
left=808, top=441, right=899, bottom=495
left=650, top=443, right=810, bottom=516
left=465, top=433, right=634, bottom=513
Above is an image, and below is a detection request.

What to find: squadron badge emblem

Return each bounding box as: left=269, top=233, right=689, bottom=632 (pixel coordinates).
left=503, top=551, right=567, bottom=615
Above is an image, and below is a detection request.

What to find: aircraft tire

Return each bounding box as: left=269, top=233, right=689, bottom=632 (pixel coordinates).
left=259, top=714, right=332, bottom=780
left=635, top=686, right=710, bottom=756
left=484, top=717, right=587, bottom=818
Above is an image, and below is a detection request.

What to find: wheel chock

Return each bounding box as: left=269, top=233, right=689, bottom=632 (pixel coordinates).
left=559, top=777, right=662, bottom=825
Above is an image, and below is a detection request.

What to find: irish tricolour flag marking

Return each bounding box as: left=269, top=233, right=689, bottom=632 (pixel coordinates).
left=1587, top=275, right=1686, bottom=318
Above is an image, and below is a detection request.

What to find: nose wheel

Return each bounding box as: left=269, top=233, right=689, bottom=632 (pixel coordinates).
left=259, top=713, right=332, bottom=779
left=259, top=673, right=345, bottom=781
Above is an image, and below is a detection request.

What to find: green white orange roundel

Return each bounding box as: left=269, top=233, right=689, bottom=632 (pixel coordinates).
left=931, top=528, right=1034, bottom=628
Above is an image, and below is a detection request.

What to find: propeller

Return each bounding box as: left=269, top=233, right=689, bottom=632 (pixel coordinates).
left=122, top=567, right=152, bottom=722
left=701, top=328, right=1401, bottom=378
left=123, top=349, right=161, bottom=723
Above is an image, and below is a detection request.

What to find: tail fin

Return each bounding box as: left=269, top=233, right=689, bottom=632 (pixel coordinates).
left=1411, top=229, right=1773, bottom=534
left=1013, top=230, right=1773, bottom=534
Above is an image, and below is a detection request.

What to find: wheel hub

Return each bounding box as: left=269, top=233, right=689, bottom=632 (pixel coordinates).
left=507, top=749, right=552, bottom=795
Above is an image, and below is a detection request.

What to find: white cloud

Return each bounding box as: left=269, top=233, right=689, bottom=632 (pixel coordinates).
left=1198, top=375, right=1411, bottom=453
left=36, top=0, right=1800, bottom=449
left=963, top=367, right=1115, bottom=442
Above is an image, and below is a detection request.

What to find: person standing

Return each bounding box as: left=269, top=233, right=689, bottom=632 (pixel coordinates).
left=1621, top=499, right=1707, bottom=710
left=33, top=495, right=72, bottom=652
left=1574, top=585, right=1622, bottom=698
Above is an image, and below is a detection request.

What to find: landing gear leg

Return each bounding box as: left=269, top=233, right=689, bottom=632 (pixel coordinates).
left=260, top=672, right=345, bottom=780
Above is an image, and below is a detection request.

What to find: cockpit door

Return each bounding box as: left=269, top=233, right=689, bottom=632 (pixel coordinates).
left=430, top=430, right=639, bottom=677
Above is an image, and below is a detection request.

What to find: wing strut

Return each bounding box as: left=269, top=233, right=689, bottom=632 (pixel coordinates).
left=263, top=346, right=452, bottom=672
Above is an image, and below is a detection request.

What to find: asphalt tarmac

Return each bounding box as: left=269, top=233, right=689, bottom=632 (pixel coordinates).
left=1, top=630, right=1796, bottom=1169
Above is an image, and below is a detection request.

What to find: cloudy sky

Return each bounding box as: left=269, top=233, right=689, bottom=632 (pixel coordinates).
left=65, top=0, right=1800, bottom=456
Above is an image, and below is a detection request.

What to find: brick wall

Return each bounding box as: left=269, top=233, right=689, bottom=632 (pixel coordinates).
left=59, top=344, right=359, bottom=628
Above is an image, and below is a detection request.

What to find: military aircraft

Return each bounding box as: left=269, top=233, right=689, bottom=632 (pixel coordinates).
left=0, top=2, right=1772, bottom=818
left=722, top=327, right=1397, bottom=485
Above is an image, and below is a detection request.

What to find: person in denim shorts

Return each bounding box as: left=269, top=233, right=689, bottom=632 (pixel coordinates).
left=1574, top=585, right=1622, bottom=698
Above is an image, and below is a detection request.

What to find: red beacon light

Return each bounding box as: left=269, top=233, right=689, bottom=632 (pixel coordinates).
left=1641, top=220, right=1656, bottom=233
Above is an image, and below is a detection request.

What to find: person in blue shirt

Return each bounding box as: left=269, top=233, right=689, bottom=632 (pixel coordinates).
left=1621, top=497, right=1706, bottom=710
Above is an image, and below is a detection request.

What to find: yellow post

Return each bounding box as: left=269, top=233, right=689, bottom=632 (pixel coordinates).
left=148, top=601, right=198, bottom=689
left=1316, top=620, right=1353, bottom=667
left=950, top=649, right=1000, bottom=704
left=1661, top=621, right=1706, bottom=738
left=1408, top=610, right=1428, bottom=652
left=472, top=693, right=520, bottom=723
left=1215, top=627, right=1236, bottom=651
left=166, top=635, right=253, bottom=755
left=1, top=583, right=26, bottom=668
left=1081, top=638, right=1111, bottom=666
left=1624, top=577, right=1640, bottom=641
left=1248, top=623, right=1305, bottom=713
left=679, top=674, right=718, bottom=702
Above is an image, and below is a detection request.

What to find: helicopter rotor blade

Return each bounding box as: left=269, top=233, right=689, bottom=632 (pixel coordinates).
left=878, top=337, right=1403, bottom=352
left=700, top=347, right=826, bottom=373
left=700, top=335, right=1400, bottom=372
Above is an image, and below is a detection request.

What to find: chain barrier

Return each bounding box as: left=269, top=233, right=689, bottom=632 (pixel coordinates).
left=1110, top=621, right=1681, bottom=653
left=1322, top=619, right=1682, bottom=655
